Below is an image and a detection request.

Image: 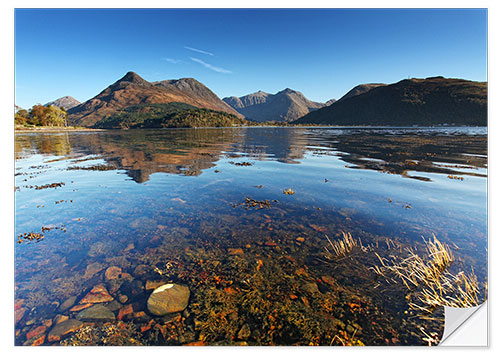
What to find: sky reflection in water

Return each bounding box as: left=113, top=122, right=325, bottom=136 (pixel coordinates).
left=14, top=127, right=487, bottom=345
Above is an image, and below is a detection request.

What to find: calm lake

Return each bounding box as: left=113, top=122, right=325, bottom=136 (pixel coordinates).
left=14, top=127, right=487, bottom=346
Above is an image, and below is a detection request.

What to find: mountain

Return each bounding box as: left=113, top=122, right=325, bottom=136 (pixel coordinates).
left=336, top=83, right=386, bottom=102
left=223, top=89, right=325, bottom=122
left=325, top=99, right=337, bottom=106
left=67, top=72, right=242, bottom=127
left=293, top=77, right=487, bottom=126
left=92, top=103, right=247, bottom=129
left=45, top=96, right=81, bottom=110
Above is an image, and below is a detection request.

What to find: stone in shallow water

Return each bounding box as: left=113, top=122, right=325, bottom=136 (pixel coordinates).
left=23, top=334, right=45, bottom=346
left=59, top=296, right=77, bottom=312
left=70, top=303, right=93, bottom=312
left=105, top=266, right=122, bottom=281
left=83, top=262, right=104, bottom=280
left=76, top=304, right=115, bottom=322
left=133, top=264, right=149, bottom=277
left=105, top=300, right=123, bottom=312
left=145, top=280, right=166, bottom=290
left=15, top=307, right=27, bottom=324
left=117, top=304, right=133, bottom=320
left=53, top=314, right=68, bottom=325
left=26, top=325, right=47, bottom=340
left=47, top=319, right=83, bottom=342
left=147, top=284, right=190, bottom=316
left=79, top=284, right=114, bottom=304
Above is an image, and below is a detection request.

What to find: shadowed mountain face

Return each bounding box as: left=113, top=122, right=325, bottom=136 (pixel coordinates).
left=223, top=89, right=325, bottom=122
left=336, top=83, right=387, bottom=102
left=294, top=77, right=487, bottom=126
left=67, top=72, right=242, bottom=127
left=45, top=96, right=81, bottom=110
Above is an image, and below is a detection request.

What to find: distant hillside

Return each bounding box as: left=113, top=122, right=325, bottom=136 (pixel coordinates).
left=336, top=83, right=386, bottom=102
left=45, top=96, right=81, bottom=110
left=93, top=102, right=247, bottom=129
left=68, top=72, right=242, bottom=127
left=223, top=89, right=324, bottom=122
left=324, top=99, right=337, bottom=106
left=293, top=77, right=487, bottom=126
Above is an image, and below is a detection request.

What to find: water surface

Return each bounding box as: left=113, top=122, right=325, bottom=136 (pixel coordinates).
left=14, top=127, right=487, bottom=346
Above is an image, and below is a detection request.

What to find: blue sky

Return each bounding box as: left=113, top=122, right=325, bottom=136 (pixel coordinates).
left=15, top=8, right=487, bottom=109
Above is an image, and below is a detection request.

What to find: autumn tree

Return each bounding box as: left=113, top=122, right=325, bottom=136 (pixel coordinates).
left=15, top=104, right=68, bottom=127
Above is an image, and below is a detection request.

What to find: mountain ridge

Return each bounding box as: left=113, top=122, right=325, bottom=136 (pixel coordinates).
left=45, top=96, right=81, bottom=110
left=68, top=71, right=242, bottom=127
left=293, top=77, right=487, bottom=126
left=223, top=89, right=324, bottom=122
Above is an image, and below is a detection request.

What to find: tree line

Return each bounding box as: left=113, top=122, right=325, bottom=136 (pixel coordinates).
left=15, top=105, right=68, bottom=127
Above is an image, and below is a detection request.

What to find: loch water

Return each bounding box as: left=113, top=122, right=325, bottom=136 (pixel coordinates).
left=14, top=127, right=487, bottom=346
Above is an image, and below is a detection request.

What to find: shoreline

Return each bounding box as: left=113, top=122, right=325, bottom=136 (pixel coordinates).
left=14, top=126, right=106, bottom=133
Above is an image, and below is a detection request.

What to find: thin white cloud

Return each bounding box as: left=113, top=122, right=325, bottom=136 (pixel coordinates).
left=190, top=57, right=232, bottom=74
left=184, top=46, right=214, bottom=56
left=162, top=58, right=183, bottom=64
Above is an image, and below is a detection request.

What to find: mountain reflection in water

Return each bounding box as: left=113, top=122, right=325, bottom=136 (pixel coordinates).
left=15, top=127, right=486, bottom=183
left=14, top=127, right=487, bottom=346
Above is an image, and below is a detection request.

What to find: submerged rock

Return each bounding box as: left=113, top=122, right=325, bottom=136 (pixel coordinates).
left=79, top=284, right=114, bottom=304
left=59, top=296, right=77, bottom=312
left=145, top=280, right=166, bottom=291
left=76, top=304, right=115, bottom=322
left=105, top=266, right=122, bottom=281
left=47, top=319, right=84, bottom=342
left=83, top=262, right=104, bottom=280
left=147, top=284, right=190, bottom=316
left=26, top=325, right=47, bottom=340
left=23, top=334, right=45, bottom=346
left=53, top=315, right=68, bottom=325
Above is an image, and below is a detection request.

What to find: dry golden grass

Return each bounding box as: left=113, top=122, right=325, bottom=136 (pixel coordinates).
left=324, top=232, right=358, bottom=258
left=372, top=235, right=480, bottom=310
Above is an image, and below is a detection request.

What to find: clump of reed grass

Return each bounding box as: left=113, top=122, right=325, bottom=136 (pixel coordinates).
left=324, top=232, right=358, bottom=258
left=372, top=235, right=480, bottom=310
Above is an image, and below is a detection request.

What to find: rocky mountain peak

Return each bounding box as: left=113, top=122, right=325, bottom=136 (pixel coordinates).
left=117, top=71, right=150, bottom=86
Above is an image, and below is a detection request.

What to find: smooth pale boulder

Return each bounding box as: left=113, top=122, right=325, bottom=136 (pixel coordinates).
left=147, top=284, right=190, bottom=316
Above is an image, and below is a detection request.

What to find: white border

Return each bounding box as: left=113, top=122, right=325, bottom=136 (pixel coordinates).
left=2, top=2, right=497, bottom=356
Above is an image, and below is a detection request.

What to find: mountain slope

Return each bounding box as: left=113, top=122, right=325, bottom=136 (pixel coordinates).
left=45, top=96, right=81, bottom=110
left=293, top=77, right=487, bottom=126
left=336, top=83, right=386, bottom=102
left=223, top=89, right=324, bottom=122
left=68, top=72, right=242, bottom=127
left=92, top=103, right=247, bottom=129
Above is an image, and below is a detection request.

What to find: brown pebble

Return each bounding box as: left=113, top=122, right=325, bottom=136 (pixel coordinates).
left=105, top=266, right=122, bottom=281
left=23, top=334, right=45, bottom=346
left=26, top=325, right=47, bottom=340
left=70, top=303, right=93, bottom=312
left=145, top=280, right=166, bottom=290
left=117, top=304, right=133, bottom=321
left=53, top=315, right=69, bottom=325
left=79, top=284, right=114, bottom=304
left=15, top=307, right=27, bottom=324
